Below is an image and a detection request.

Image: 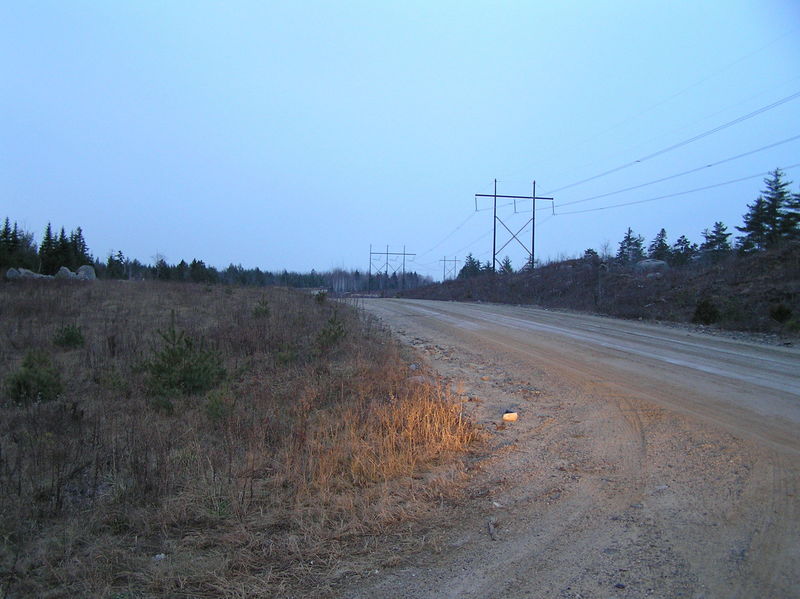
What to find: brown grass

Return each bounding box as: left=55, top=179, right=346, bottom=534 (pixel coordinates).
left=0, top=280, right=481, bottom=598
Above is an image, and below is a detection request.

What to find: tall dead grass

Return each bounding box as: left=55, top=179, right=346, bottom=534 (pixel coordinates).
left=0, top=280, right=480, bottom=598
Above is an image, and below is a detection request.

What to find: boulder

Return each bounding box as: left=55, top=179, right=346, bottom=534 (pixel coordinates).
left=55, top=266, right=77, bottom=279
left=4, top=268, right=20, bottom=280
left=634, top=259, right=669, bottom=274
left=76, top=265, right=97, bottom=281
left=18, top=268, right=51, bottom=279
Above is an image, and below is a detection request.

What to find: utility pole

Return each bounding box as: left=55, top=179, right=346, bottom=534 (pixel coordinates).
left=368, top=245, right=416, bottom=294
left=475, top=179, right=554, bottom=270
left=439, top=256, right=459, bottom=281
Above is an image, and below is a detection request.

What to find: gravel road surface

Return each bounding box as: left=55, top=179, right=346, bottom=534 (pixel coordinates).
left=345, top=299, right=800, bottom=599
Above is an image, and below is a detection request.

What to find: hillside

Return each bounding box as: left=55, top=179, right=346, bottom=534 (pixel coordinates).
left=400, top=244, right=800, bottom=336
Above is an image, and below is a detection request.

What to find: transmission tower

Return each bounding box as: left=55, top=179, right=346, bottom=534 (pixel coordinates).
left=475, top=179, right=554, bottom=271
left=368, top=245, right=416, bottom=293
left=440, top=256, right=459, bottom=281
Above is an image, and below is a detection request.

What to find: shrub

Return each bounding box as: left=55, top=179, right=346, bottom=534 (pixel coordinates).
left=769, top=303, right=792, bottom=324
left=315, top=290, right=328, bottom=304
left=53, top=324, right=85, bottom=348
left=692, top=299, right=720, bottom=325
left=4, top=349, right=63, bottom=403
left=205, top=389, right=234, bottom=423
left=143, top=318, right=225, bottom=397
left=316, top=312, right=346, bottom=352
left=252, top=297, right=271, bottom=318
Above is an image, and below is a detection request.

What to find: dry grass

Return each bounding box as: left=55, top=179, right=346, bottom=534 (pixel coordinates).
left=0, top=281, right=481, bottom=598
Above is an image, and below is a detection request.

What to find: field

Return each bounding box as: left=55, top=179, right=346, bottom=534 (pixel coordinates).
left=0, top=281, right=480, bottom=598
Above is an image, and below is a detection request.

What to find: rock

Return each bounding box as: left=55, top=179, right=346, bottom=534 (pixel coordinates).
left=502, top=411, right=518, bottom=422
left=18, top=268, right=51, bottom=279
left=634, top=259, right=669, bottom=274
left=55, top=266, right=76, bottom=279
left=76, top=265, right=96, bottom=280
left=4, top=267, right=20, bottom=280
left=152, top=553, right=166, bottom=562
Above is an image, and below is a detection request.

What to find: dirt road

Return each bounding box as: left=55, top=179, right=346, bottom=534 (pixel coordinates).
left=346, top=299, right=800, bottom=599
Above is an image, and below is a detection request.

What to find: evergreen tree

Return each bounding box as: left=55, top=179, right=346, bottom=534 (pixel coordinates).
left=457, top=253, right=482, bottom=279
left=670, top=235, right=698, bottom=266
left=700, top=222, right=731, bottom=261
left=0, top=218, right=11, bottom=267
left=737, top=169, right=792, bottom=250
left=68, top=227, right=91, bottom=268
left=499, top=256, right=514, bottom=275
left=647, top=228, right=670, bottom=261
left=56, top=227, right=70, bottom=270
left=39, top=223, right=56, bottom=274
left=736, top=196, right=769, bottom=252
left=583, top=248, right=601, bottom=266
left=106, top=251, right=127, bottom=279
left=782, top=189, right=800, bottom=241
left=616, top=227, right=645, bottom=265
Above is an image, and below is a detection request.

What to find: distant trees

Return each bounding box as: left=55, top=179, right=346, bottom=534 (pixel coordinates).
left=36, top=222, right=93, bottom=274
left=0, top=218, right=38, bottom=270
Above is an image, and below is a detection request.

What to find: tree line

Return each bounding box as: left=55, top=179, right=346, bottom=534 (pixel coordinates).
left=458, top=168, right=799, bottom=278
left=0, top=219, right=431, bottom=292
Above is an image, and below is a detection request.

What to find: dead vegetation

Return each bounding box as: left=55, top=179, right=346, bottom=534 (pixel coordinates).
left=402, top=244, right=800, bottom=335
left=0, top=281, right=481, bottom=598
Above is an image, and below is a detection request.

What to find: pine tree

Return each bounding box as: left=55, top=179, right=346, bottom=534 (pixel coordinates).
left=700, top=221, right=731, bottom=262
left=736, top=196, right=769, bottom=252
left=0, top=218, right=11, bottom=267
left=781, top=189, right=800, bottom=241
left=56, top=227, right=70, bottom=270
left=499, top=256, right=514, bottom=275
left=616, top=227, right=645, bottom=265
left=737, top=169, right=792, bottom=250
left=68, top=227, right=91, bottom=268
left=39, top=223, right=56, bottom=274
left=647, top=228, right=670, bottom=261
left=670, top=235, right=698, bottom=266
left=457, top=253, right=482, bottom=279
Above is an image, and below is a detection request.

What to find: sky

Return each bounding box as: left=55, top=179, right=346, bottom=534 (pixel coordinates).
left=2, top=1, right=799, bottom=280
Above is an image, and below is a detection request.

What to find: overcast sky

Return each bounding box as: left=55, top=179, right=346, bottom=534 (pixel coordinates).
left=2, top=1, right=799, bottom=279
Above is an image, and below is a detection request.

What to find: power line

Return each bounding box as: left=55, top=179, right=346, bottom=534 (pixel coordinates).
left=555, top=162, right=800, bottom=216
left=417, top=211, right=476, bottom=258
left=557, top=133, right=800, bottom=209
left=544, top=90, right=800, bottom=195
